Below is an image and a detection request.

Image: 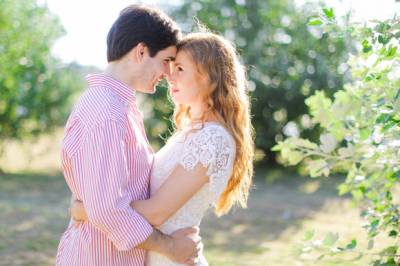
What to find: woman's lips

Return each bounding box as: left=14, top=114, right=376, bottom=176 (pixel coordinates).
left=171, top=87, right=180, bottom=93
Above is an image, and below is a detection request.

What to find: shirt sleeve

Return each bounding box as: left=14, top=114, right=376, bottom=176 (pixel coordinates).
left=70, top=119, right=153, bottom=251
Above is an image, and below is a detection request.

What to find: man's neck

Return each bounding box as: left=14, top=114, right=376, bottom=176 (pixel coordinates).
left=104, top=62, right=136, bottom=89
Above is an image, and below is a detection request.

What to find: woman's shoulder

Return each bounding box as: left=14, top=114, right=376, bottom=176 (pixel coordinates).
left=179, top=122, right=236, bottom=172
left=185, top=122, right=235, bottom=149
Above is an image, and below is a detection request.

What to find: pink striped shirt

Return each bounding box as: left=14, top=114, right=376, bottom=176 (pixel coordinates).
left=56, top=74, right=154, bottom=266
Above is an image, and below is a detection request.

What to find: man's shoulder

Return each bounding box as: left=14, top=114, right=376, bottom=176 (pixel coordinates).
left=73, top=86, right=128, bottom=125
left=62, top=87, right=129, bottom=157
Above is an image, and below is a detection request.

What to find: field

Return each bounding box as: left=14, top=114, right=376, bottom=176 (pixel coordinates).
left=0, top=132, right=391, bottom=265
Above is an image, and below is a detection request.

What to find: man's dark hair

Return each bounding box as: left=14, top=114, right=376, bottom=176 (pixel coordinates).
left=107, top=5, right=181, bottom=62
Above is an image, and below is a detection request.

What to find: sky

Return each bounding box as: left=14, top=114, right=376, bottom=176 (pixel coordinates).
left=44, top=0, right=400, bottom=69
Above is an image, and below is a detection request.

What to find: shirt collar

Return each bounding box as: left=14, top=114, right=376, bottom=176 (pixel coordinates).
left=86, top=73, right=137, bottom=106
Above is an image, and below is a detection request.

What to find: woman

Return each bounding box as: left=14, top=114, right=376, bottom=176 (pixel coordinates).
left=71, top=31, right=254, bottom=266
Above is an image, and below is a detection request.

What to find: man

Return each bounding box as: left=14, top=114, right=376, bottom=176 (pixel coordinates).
left=56, top=5, right=200, bottom=266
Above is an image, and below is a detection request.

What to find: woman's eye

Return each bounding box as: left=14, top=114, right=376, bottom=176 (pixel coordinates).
left=177, top=66, right=183, bottom=72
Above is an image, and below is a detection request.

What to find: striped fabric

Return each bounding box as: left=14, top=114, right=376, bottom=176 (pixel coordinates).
left=56, top=74, right=154, bottom=266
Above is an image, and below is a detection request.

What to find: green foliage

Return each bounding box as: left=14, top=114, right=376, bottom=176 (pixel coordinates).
left=273, top=9, right=400, bottom=265
left=143, top=81, right=175, bottom=151
left=0, top=0, right=85, bottom=144
left=147, top=0, right=349, bottom=162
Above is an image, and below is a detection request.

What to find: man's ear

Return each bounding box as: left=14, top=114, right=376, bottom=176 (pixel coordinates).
left=133, top=42, right=147, bottom=63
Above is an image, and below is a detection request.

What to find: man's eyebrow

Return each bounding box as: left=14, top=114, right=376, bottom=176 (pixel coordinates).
left=167, top=56, right=176, bottom=61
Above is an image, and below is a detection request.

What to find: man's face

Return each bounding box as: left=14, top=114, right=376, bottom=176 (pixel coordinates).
left=137, top=45, right=177, bottom=94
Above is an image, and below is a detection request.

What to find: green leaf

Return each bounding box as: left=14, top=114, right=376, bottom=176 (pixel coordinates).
left=338, top=183, right=350, bottom=195
left=322, top=8, right=335, bottom=19
left=307, top=159, right=329, bottom=177
left=319, top=133, right=337, bottom=153
left=360, top=128, right=372, bottom=140
left=351, top=189, right=363, bottom=201
left=304, top=229, right=315, bottom=241
left=362, top=40, right=372, bottom=53
left=308, top=19, right=322, bottom=26
left=381, top=245, right=398, bottom=256
left=386, top=46, right=397, bottom=58
left=271, top=142, right=283, bottom=152
left=293, top=138, right=319, bottom=150
left=305, top=91, right=333, bottom=128
left=370, top=219, right=380, bottom=228
left=287, top=151, right=304, bottom=165
left=346, top=239, right=357, bottom=250
left=388, top=230, right=397, bottom=238
left=386, top=191, right=393, bottom=201
left=382, top=120, right=397, bottom=131
left=394, top=89, right=400, bottom=101
left=376, top=113, right=391, bottom=123
left=393, top=170, right=400, bottom=179
left=378, top=34, right=391, bottom=44
left=323, top=232, right=339, bottom=247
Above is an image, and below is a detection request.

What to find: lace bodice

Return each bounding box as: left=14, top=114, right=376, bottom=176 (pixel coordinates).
left=147, top=123, right=236, bottom=266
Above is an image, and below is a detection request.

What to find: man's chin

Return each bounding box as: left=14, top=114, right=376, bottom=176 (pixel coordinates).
left=148, top=86, right=157, bottom=94
left=138, top=86, right=156, bottom=94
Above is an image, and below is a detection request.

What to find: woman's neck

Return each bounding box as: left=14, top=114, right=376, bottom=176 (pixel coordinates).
left=188, top=104, right=219, bottom=125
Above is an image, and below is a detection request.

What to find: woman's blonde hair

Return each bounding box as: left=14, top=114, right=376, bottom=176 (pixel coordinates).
left=173, top=32, right=254, bottom=215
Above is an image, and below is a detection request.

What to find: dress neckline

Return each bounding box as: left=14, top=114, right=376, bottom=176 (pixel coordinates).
left=186, top=121, right=222, bottom=130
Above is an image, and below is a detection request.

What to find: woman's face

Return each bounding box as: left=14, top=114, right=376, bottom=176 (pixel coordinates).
left=168, top=50, right=209, bottom=105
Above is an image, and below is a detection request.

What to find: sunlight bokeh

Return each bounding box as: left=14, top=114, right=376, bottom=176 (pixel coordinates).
left=46, top=0, right=400, bottom=68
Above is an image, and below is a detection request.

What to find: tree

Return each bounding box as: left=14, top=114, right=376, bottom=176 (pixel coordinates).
left=273, top=10, right=400, bottom=264
left=162, top=0, right=350, bottom=163
left=0, top=0, right=85, bottom=151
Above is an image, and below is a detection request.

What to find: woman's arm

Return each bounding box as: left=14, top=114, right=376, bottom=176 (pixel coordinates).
left=131, top=164, right=209, bottom=226
left=70, top=164, right=209, bottom=227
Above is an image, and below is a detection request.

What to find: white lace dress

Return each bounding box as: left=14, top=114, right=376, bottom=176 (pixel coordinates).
left=146, top=123, right=236, bottom=266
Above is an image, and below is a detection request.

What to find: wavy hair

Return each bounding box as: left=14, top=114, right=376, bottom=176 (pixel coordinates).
left=173, top=32, right=254, bottom=215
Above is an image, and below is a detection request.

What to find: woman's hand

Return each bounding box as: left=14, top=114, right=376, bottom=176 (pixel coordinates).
left=69, top=196, right=88, bottom=223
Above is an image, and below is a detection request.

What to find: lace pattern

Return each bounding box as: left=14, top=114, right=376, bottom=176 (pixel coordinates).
left=179, top=125, right=235, bottom=201
left=147, top=123, right=235, bottom=266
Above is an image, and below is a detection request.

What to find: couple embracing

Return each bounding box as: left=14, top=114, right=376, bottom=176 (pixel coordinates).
left=56, top=4, right=253, bottom=266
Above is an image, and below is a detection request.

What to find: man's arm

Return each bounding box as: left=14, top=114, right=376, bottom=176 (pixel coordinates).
left=69, top=197, right=201, bottom=265
left=71, top=119, right=153, bottom=250
left=138, top=227, right=202, bottom=265
left=69, top=119, right=201, bottom=264
left=69, top=162, right=207, bottom=227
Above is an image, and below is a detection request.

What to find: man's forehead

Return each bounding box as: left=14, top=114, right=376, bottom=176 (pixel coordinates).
left=159, top=46, right=177, bottom=59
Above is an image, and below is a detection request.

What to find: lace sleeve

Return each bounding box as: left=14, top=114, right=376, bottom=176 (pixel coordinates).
left=179, top=125, right=236, bottom=201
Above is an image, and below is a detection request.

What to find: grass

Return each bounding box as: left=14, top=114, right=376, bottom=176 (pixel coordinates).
left=0, top=169, right=390, bottom=266
left=0, top=131, right=394, bottom=265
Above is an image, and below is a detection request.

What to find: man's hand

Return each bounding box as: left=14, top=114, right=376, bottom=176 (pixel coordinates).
left=167, top=227, right=202, bottom=265
left=69, top=197, right=88, bottom=226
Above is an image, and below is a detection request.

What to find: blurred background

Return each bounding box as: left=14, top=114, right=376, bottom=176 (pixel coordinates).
left=0, top=0, right=399, bottom=265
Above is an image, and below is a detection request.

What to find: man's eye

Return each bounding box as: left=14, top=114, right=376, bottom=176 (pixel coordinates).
left=177, top=66, right=183, bottom=71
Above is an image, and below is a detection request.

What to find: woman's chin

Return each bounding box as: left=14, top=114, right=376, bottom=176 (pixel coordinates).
left=171, top=96, right=180, bottom=105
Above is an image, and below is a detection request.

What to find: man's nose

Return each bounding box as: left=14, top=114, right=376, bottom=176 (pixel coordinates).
left=168, top=70, right=177, bottom=83
left=163, top=61, right=173, bottom=77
